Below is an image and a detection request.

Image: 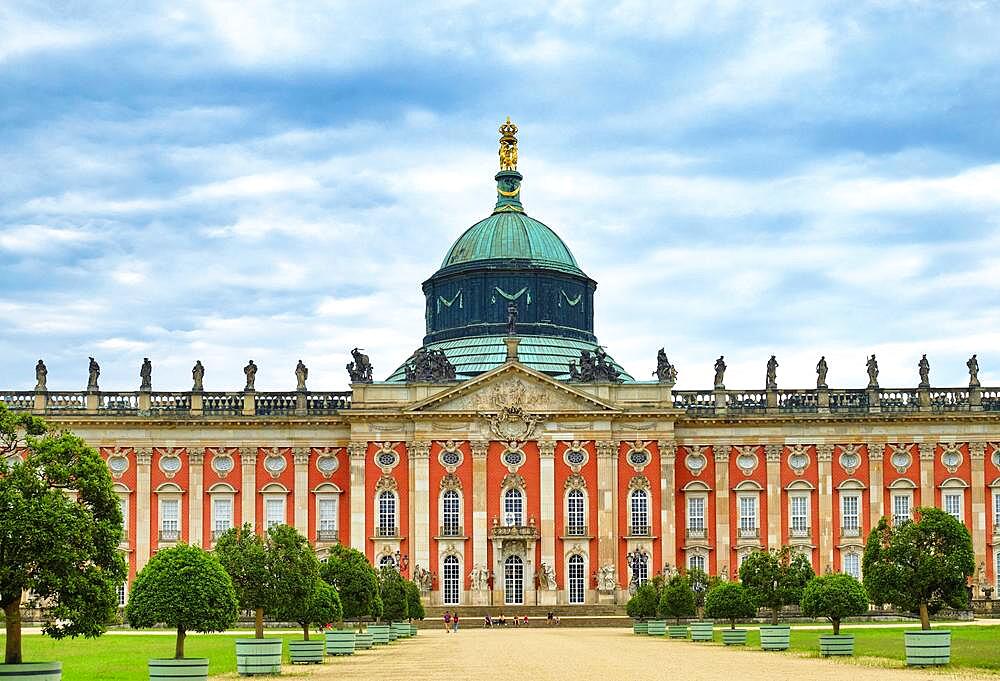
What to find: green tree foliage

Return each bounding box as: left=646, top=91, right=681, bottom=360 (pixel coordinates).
left=686, top=567, right=713, bottom=616
left=625, top=582, right=659, bottom=620
left=214, top=524, right=269, bottom=637
left=378, top=566, right=409, bottom=622
left=862, top=508, right=975, bottom=630
left=405, top=580, right=425, bottom=620
left=285, top=580, right=342, bottom=641
left=266, top=525, right=323, bottom=639
left=125, top=544, right=238, bottom=658
left=704, top=582, right=756, bottom=629
left=739, top=547, right=815, bottom=624
left=319, top=545, right=383, bottom=623
left=658, top=575, right=696, bottom=622
left=0, top=404, right=128, bottom=664
left=800, top=573, right=868, bottom=635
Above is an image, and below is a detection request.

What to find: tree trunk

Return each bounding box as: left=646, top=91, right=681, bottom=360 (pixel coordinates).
left=919, top=601, right=930, bottom=630
left=175, top=626, right=186, bottom=659
left=255, top=607, right=264, bottom=638
left=303, top=623, right=309, bottom=641
left=4, top=597, right=22, bottom=665
left=730, top=620, right=736, bottom=630
left=833, top=618, right=840, bottom=636
left=771, top=607, right=779, bottom=625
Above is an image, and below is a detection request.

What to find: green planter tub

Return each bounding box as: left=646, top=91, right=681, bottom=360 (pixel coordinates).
left=149, top=658, right=209, bottom=680
left=646, top=620, right=667, bottom=636
left=355, top=631, right=374, bottom=650
left=235, top=639, right=282, bottom=676
left=392, top=622, right=411, bottom=639
left=0, top=662, right=62, bottom=680
left=667, top=625, right=688, bottom=639
left=325, top=629, right=357, bottom=656
left=904, top=630, right=951, bottom=666
left=722, top=629, right=748, bottom=646
left=410, top=624, right=418, bottom=636
left=819, top=634, right=855, bottom=657
left=633, top=620, right=649, bottom=635
left=288, top=640, right=325, bottom=664
left=690, top=621, right=715, bottom=642
left=387, top=625, right=399, bottom=642
left=760, top=625, right=791, bottom=651
left=369, top=624, right=391, bottom=645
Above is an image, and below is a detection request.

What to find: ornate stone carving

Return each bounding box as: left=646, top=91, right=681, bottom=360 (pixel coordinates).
left=568, top=347, right=623, bottom=383
left=188, top=449, right=205, bottom=465
left=375, top=474, right=398, bottom=493
left=968, top=354, right=980, bottom=388
left=538, top=440, right=556, bottom=458
left=209, top=448, right=235, bottom=478
left=888, top=443, right=915, bottom=473
left=479, top=380, right=543, bottom=446
left=374, top=442, right=401, bottom=472
left=838, top=444, right=863, bottom=475
left=438, top=440, right=464, bottom=471
left=815, top=444, right=834, bottom=463
left=919, top=443, right=936, bottom=461
left=787, top=444, right=810, bottom=474
left=683, top=446, right=709, bottom=476
left=136, top=448, right=152, bottom=466
left=293, top=447, right=310, bottom=466
left=347, top=347, right=373, bottom=383
left=34, top=359, right=47, bottom=391
left=918, top=354, right=930, bottom=389
left=157, top=447, right=184, bottom=479
left=866, top=442, right=884, bottom=461
left=469, top=564, right=490, bottom=591
left=595, top=440, right=616, bottom=459
left=658, top=440, right=676, bottom=463
left=816, top=356, right=828, bottom=389
left=315, top=448, right=339, bottom=478
left=191, top=360, right=205, bottom=392
left=713, top=443, right=731, bottom=463
left=563, top=440, right=589, bottom=471
left=764, top=444, right=783, bottom=463
left=735, top=446, right=760, bottom=475
left=597, top=564, right=617, bottom=593
left=627, top=474, right=650, bottom=491
left=506, top=301, right=518, bottom=336
left=765, top=355, right=778, bottom=390
left=409, top=441, right=431, bottom=460
left=240, top=447, right=258, bottom=466
left=243, top=360, right=257, bottom=391
left=654, top=348, right=677, bottom=384
left=968, top=442, right=987, bottom=460
left=471, top=440, right=489, bottom=459
left=713, top=356, right=726, bottom=389
left=501, top=472, right=526, bottom=490
left=563, top=472, right=586, bottom=490
left=625, top=440, right=652, bottom=471
left=939, top=443, right=963, bottom=473
left=403, top=347, right=456, bottom=382
left=348, top=442, right=367, bottom=461
left=537, top=562, right=557, bottom=590
left=261, top=448, right=287, bottom=478
left=440, top=472, right=462, bottom=491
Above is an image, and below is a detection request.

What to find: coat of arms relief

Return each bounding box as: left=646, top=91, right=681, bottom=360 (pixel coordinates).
left=476, top=379, right=544, bottom=447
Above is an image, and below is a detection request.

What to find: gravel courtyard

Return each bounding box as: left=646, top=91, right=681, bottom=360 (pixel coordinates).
left=303, top=628, right=994, bottom=681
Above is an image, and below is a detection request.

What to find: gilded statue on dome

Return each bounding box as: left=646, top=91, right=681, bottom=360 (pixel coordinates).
left=499, top=116, right=518, bottom=170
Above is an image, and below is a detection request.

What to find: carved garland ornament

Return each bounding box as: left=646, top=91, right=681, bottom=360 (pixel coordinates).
left=315, top=448, right=340, bottom=478
left=734, top=446, right=759, bottom=476
left=476, top=380, right=543, bottom=447
left=157, top=448, right=184, bottom=479
left=627, top=474, right=650, bottom=492
left=375, top=474, right=398, bottom=493
left=501, top=472, right=526, bottom=491
left=440, top=472, right=462, bottom=491
left=262, top=448, right=287, bottom=478
left=563, top=472, right=586, bottom=490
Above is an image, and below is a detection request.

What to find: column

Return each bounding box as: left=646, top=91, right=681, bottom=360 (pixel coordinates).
left=714, top=444, right=731, bottom=576
left=240, top=447, right=257, bottom=530
left=539, top=440, right=556, bottom=580
left=135, top=448, right=152, bottom=571
left=471, top=440, right=489, bottom=605
left=970, top=442, right=987, bottom=589
left=919, top=443, right=936, bottom=508
left=659, top=440, right=677, bottom=571
left=765, top=444, right=783, bottom=549
left=816, top=444, right=834, bottom=573
left=595, top=440, right=618, bottom=592
left=348, top=443, right=367, bottom=552
left=188, top=449, right=204, bottom=548
left=293, top=448, right=310, bottom=537
left=410, top=441, right=431, bottom=576
left=867, top=443, right=884, bottom=529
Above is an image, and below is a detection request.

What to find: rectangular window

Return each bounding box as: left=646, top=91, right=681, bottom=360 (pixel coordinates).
left=116, top=582, right=127, bottom=607
left=688, top=554, right=706, bottom=573
left=160, top=499, right=179, bottom=534
left=739, top=496, right=758, bottom=531
left=213, top=497, right=233, bottom=535
left=687, top=496, right=705, bottom=531
left=119, top=497, right=128, bottom=537
left=892, top=494, right=911, bottom=525
left=994, top=493, right=1000, bottom=531
left=319, top=498, right=337, bottom=531
left=790, top=495, right=809, bottom=533
left=843, top=553, right=861, bottom=579
left=943, top=493, right=962, bottom=522
left=265, top=497, right=285, bottom=529
left=841, top=495, right=860, bottom=532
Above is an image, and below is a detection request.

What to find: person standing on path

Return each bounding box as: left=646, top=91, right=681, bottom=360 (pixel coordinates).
left=444, top=611, right=452, bottom=633
left=452, top=611, right=460, bottom=633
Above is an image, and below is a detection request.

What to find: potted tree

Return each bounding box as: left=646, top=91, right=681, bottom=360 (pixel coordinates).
left=0, top=406, right=127, bottom=680
left=379, top=566, right=411, bottom=640
left=659, top=575, right=696, bottom=639
left=405, top=580, right=425, bottom=637
left=687, top=568, right=715, bottom=642
left=265, top=526, right=323, bottom=664
left=739, top=547, right=814, bottom=650
left=283, top=580, right=341, bottom=663
left=800, top=573, right=868, bottom=656
left=625, top=582, right=659, bottom=634
left=704, top=582, right=756, bottom=646
left=125, top=544, right=239, bottom=680
left=320, top=545, right=383, bottom=651
left=863, top=508, right=974, bottom=666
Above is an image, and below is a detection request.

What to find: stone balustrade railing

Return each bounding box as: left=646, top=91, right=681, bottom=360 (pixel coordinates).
left=0, top=389, right=353, bottom=417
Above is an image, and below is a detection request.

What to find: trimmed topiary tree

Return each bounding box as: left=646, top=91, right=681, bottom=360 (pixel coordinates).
left=214, top=524, right=269, bottom=637
left=405, top=580, right=425, bottom=621
left=125, top=544, right=239, bottom=658
left=626, top=582, right=659, bottom=620
left=290, top=580, right=342, bottom=640
left=266, top=524, right=322, bottom=636
left=800, top=573, right=868, bottom=635
left=0, top=404, right=128, bottom=666
left=686, top=567, right=712, bottom=618
left=378, top=566, right=409, bottom=622
left=739, top=546, right=815, bottom=624
left=863, top=508, right=975, bottom=630
left=705, top=582, right=756, bottom=629
left=320, top=545, right=383, bottom=625
left=659, top=575, right=696, bottom=622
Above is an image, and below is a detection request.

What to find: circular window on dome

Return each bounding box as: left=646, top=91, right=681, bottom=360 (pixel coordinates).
left=212, top=455, right=234, bottom=475
left=628, top=448, right=650, bottom=468
left=107, top=455, right=129, bottom=474
left=317, top=455, right=338, bottom=475
left=503, top=449, right=525, bottom=468
left=159, top=455, right=181, bottom=475
left=264, top=454, right=286, bottom=475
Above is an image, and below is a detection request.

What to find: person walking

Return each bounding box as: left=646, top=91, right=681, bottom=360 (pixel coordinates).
left=443, top=610, right=452, bottom=633
left=452, top=611, right=460, bottom=633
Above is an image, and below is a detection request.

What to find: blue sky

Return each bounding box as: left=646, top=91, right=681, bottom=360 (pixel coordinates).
left=2, top=1, right=1000, bottom=392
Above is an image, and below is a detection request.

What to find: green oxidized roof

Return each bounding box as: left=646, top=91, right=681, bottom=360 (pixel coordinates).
left=440, top=212, right=583, bottom=275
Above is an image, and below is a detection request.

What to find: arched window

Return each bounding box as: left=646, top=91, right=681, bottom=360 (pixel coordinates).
left=503, top=488, right=524, bottom=526
left=504, top=555, right=524, bottom=605
left=688, top=553, right=706, bottom=573
left=442, top=490, right=461, bottom=536
left=566, top=489, right=585, bottom=535
left=378, top=491, right=397, bottom=536
left=443, top=555, right=460, bottom=605
left=378, top=554, right=396, bottom=571
left=629, top=489, right=649, bottom=535
left=568, top=554, right=585, bottom=604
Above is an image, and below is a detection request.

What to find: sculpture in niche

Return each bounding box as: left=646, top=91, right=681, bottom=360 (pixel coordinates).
left=403, top=347, right=456, bottom=382
left=295, top=360, right=308, bottom=391
left=191, top=360, right=205, bottom=392
left=347, top=347, right=373, bottom=383
left=713, top=356, right=726, bottom=389
left=87, top=356, right=100, bottom=391
left=598, top=564, right=617, bottom=592
left=866, top=354, right=879, bottom=389
left=413, top=565, right=434, bottom=592
left=243, top=360, right=257, bottom=391
left=968, top=354, right=980, bottom=387
left=765, top=355, right=778, bottom=390
left=816, top=356, right=828, bottom=389
left=568, top=347, right=622, bottom=383
left=34, top=359, right=47, bottom=391
left=506, top=301, right=518, bottom=336
left=918, top=354, right=930, bottom=388
left=537, top=562, right=557, bottom=590
left=139, top=358, right=152, bottom=391
left=470, top=565, right=490, bottom=591
left=654, top=348, right=678, bottom=384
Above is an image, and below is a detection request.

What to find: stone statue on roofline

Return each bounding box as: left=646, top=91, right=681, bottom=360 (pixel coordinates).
left=816, top=356, right=828, bottom=389
left=347, top=348, right=373, bottom=383
left=139, top=358, right=152, bottom=391
left=568, top=347, right=622, bottom=383
left=654, top=348, right=677, bottom=384
left=918, top=354, right=930, bottom=389
left=713, top=356, right=726, bottom=390
left=766, top=355, right=778, bottom=390
left=506, top=301, right=518, bottom=336
left=192, top=360, right=205, bottom=391
left=35, top=359, right=47, bottom=392
left=87, top=357, right=100, bottom=392
left=866, top=354, right=879, bottom=389
left=295, top=359, right=308, bottom=391
left=404, top=346, right=456, bottom=382
left=244, top=360, right=257, bottom=391
left=968, top=354, right=980, bottom=388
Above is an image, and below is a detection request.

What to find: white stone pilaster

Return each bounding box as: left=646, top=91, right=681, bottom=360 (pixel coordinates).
left=539, top=440, right=556, bottom=582
left=970, top=442, right=987, bottom=582
left=659, top=440, right=676, bottom=572
left=867, top=443, right=884, bottom=529
left=348, top=443, right=367, bottom=552
left=135, top=448, right=152, bottom=571
left=765, top=444, right=783, bottom=549
left=816, top=444, right=834, bottom=573
left=714, top=444, right=731, bottom=575
left=410, top=441, right=431, bottom=575
left=919, top=443, right=936, bottom=508
left=240, top=447, right=257, bottom=530
left=294, top=447, right=310, bottom=537
left=595, top=440, right=618, bottom=581
left=188, top=449, right=204, bottom=548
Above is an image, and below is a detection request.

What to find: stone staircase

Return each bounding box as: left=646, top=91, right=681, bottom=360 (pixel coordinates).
left=418, top=604, right=630, bottom=628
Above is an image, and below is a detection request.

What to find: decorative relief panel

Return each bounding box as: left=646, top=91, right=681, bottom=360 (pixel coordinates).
left=735, top=446, right=759, bottom=476
left=563, top=471, right=586, bottom=490
left=260, top=448, right=287, bottom=478
left=104, top=447, right=130, bottom=479
left=157, top=448, right=184, bottom=479
left=209, top=448, right=235, bottom=478
left=374, top=442, right=401, bottom=473
left=889, top=444, right=915, bottom=474
left=764, top=444, right=783, bottom=464
left=867, top=443, right=884, bottom=462
left=375, top=474, right=398, bottom=493
left=440, top=472, right=462, bottom=491
left=787, top=444, right=810, bottom=475
left=683, top=446, right=708, bottom=477
left=625, top=440, right=652, bottom=472
left=940, top=443, right=963, bottom=473
left=314, top=448, right=340, bottom=478
left=838, top=445, right=863, bottom=475
left=437, top=440, right=464, bottom=472
left=627, top=474, right=650, bottom=492
left=501, top=472, right=526, bottom=490
left=713, top=444, right=731, bottom=463
left=563, top=440, right=589, bottom=472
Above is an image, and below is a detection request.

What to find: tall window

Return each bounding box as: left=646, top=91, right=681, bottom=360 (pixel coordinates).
left=378, top=491, right=397, bottom=535
left=994, top=492, right=1000, bottom=531
left=119, top=498, right=129, bottom=537
left=840, top=495, right=860, bottom=533
left=943, top=492, right=963, bottom=522
left=116, top=582, right=127, bottom=607
left=739, top=495, right=758, bottom=531
left=213, top=497, right=233, bottom=536
left=160, top=499, right=179, bottom=538
left=892, top=494, right=911, bottom=525
left=687, top=496, right=705, bottom=531
left=503, top=488, right=524, bottom=526
left=635, top=553, right=649, bottom=586
left=790, top=495, right=808, bottom=533
left=688, top=553, right=706, bottom=573
left=265, top=497, right=285, bottom=529
left=566, top=489, right=585, bottom=535
left=442, top=490, right=460, bottom=534
left=843, top=553, right=861, bottom=579
left=504, top=555, right=524, bottom=605
left=443, top=555, right=460, bottom=605
left=630, top=489, right=649, bottom=534
left=318, top=498, right=337, bottom=538
left=568, top=554, right=585, bottom=604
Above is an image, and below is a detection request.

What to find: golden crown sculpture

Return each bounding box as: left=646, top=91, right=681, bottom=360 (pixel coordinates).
left=499, top=116, right=518, bottom=171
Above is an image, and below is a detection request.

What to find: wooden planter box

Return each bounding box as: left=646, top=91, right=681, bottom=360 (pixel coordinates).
left=647, top=620, right=667, bottom=636
left=0, top=662, right=62, bottom=680
left=368, top=624, right=391, bottom=645
left=904, top=630, right=951, bottom=666
left=722, top=629, right=748, bottom=646
left=355, top=632, right=374, bottom=650
left=149, top=658, right=209, bottom=680
left=819, top=634, right=855, bottom=656
left=387, top=624, right=399, bottom=641
left=324, top=630, right=357, bottom=656
left=667, top=625, right=689, bottom=639
left=235, top=639, right=282, bottom=676
left=759, top=625, right=790, bottom=651
left=392, top=622, right=411, bottom=639
left=288, top=640, right=324, bottom=665
left=633, top=620, right=649, bottom=635
left=410, top=624, right=418, bottom=636
left=690, top=621, right=715, bottom=642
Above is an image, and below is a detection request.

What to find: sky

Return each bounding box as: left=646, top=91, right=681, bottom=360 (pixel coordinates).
left=2, top=0, right=1000, bottom=393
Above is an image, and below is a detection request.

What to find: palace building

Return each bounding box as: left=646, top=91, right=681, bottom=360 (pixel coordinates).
left=4, top=120, right=1000, bottom=609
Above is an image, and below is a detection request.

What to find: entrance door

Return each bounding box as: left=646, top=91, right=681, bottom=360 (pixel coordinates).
left=443, top=555, right=460, bottom=605
left=568, top=554, right=585, bottom=604
left=504, top=555, right=524, bottom=605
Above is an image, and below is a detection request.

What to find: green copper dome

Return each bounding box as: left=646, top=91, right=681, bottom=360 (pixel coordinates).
left=440, top=211, right=583, bottom=275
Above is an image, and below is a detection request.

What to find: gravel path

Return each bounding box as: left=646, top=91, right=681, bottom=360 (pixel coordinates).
left=299, top=628, right=994, bottom=681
